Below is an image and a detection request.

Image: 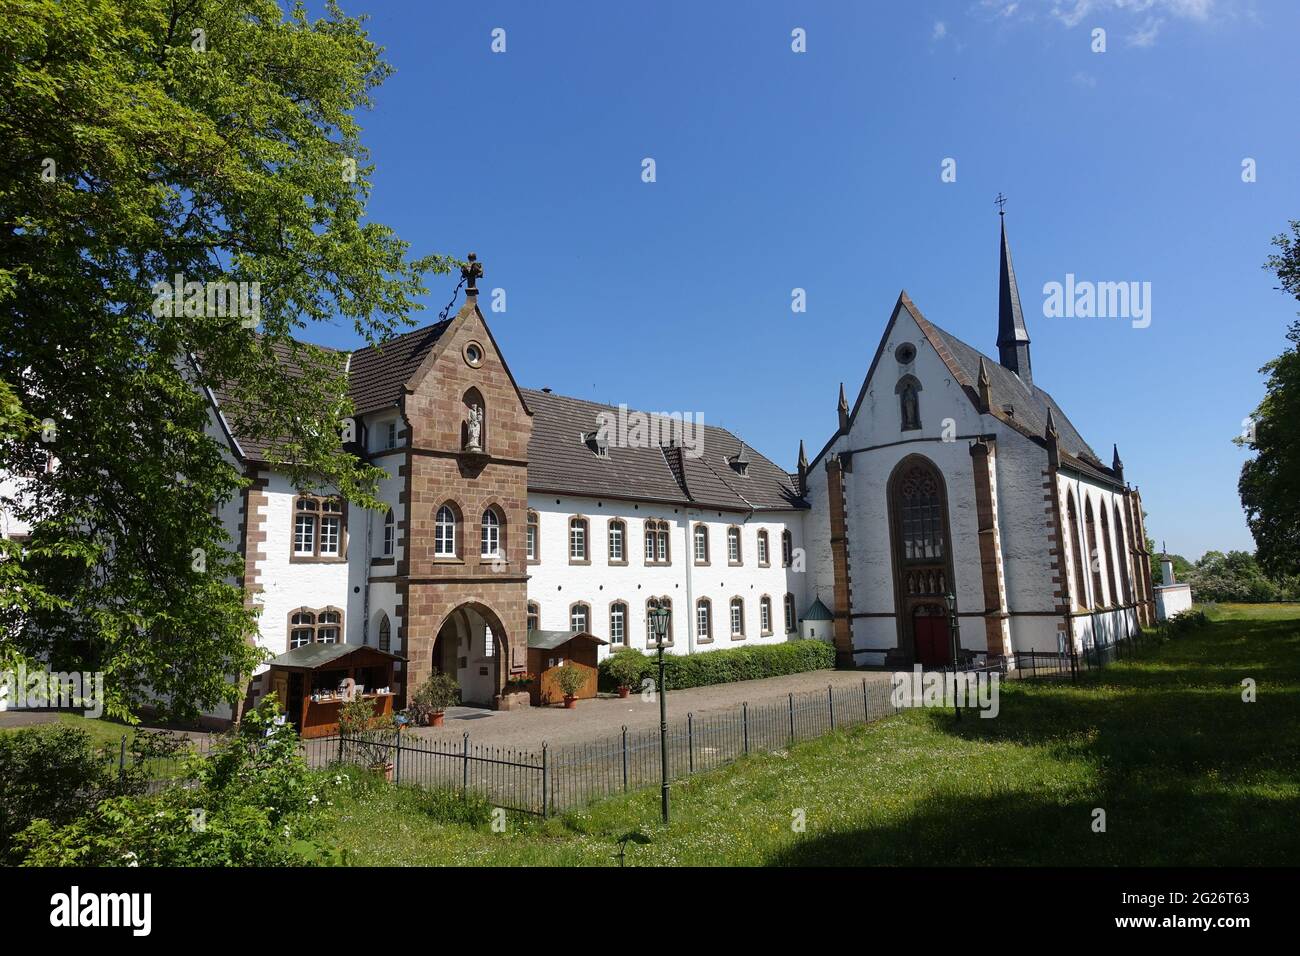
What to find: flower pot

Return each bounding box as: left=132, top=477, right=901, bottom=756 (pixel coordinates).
left=618, top=686, right=630, bottom=698
left=564, top=695, right=577, bottom=709
left=370, top=761, right=394, bottom=782
left=431, top=711, right=446, bottom=727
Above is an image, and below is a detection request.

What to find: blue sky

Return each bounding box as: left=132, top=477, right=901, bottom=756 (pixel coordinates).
left=299, top=0, right=1299, bottom=561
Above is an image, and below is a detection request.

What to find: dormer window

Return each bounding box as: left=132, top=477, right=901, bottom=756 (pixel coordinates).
left=386, top=422, right=398, bottom=450
left=582, top=431, right=609, bottom=458
left=727, top=443, right=750, bottom=475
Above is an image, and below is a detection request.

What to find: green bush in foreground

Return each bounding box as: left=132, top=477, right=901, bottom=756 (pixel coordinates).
left=597, top=640, right=835, bottom=693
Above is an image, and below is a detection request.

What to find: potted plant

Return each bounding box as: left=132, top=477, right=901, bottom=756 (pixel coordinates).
left=605, top=647, right=645, bottom=699
left=554, top=661, right=587, bottom=709
left=337, top=696, right=394, bottom=780
left=411, top=671, right=461, bottom=727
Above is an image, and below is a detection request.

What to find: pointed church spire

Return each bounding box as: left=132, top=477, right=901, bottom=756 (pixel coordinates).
left=837, top=383, right=849, bottom=432
left=996, top=201, right=1032, bottom=388
left=1112, top=444, right=1124, bottom=483
left=976, top=357, right=992, bottom=412
left=797, top=439, right=809, bottom=494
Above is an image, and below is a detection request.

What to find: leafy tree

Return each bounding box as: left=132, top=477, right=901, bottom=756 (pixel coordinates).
left=1238, top=222, right=1300, bottom=577
left=0, top=1, right=452, bottom=720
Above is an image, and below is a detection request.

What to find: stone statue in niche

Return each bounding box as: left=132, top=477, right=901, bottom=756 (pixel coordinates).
left=465, top=404, right=483, bottom=452
left=901, top=384, right=921, bottom=431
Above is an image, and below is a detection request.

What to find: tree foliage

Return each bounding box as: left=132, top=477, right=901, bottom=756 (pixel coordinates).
left=1182, top=550, right=1300, bottom=604
left=1239, top=221, right=1300, bottom=577
left=0, top=1, right=452, bottom=719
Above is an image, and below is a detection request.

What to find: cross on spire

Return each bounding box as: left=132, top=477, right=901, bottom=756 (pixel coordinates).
left=994, top=192, right=1008, bottom=216
left=461, top=252, right=483, bottom=295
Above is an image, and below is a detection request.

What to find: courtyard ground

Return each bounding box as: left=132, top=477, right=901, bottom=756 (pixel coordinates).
left=314, top=603, right=1300, bottom=865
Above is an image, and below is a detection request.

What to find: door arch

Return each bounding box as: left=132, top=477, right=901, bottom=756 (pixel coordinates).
left=887, top=455, right=956, bottom=667
left=430, top=602, right=511, bottom=707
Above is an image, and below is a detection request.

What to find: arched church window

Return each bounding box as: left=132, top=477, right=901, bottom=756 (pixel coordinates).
left=897, top=463, right=945, bottom=561
left=1114, top=501, right=1132, bottom=604
left=377, top=613, right=391, bottom=653
left=1067, top=492, right=1088, bottom=609
left=1100, top=504, right=1118, bottom=608
left=1084, top=497, right=1105, bottom=607
left=896, top=376, right=923, bottom=432
left=435, top=504, right=458, bottom=557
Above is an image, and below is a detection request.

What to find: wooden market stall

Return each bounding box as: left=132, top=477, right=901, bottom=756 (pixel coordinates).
left=526, top=630, right=607, bottom=706
left=265, top=643, right=405, bottom=738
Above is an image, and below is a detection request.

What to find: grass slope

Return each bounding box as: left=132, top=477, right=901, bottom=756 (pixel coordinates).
left=314, top=604, right=1300, bottom=866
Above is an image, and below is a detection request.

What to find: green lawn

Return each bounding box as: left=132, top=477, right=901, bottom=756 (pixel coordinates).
left=314, top=603, right=1300, bottom=866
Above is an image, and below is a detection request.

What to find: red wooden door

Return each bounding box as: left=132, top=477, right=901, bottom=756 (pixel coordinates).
left=913, top=614, right=951, bottom=667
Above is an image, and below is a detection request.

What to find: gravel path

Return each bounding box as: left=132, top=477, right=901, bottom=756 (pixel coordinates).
left=404, top=668, right=894, bottom=752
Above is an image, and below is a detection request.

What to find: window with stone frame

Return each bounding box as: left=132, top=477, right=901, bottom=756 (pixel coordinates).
left=757, top=530, right=770, bottom=567
left=377, top=613, right=391, bottom=653
left=647, top=597, right=674, bottom=645
left=608, top=519, right=626, bottom=564
left=382, top=507, right=395, bottom=557
left=527, top=602, right=540, bottom=633
left=644, top=519, right=670, bottom=565
left=292, top=495, right=346, bottom=561
left=693, top=524, right=709, bottom=564
left=784, top=593, right=796, bottom=633
left=1067, top=491, right=1088, bottom=609
left=727, top=526, right=742, bottom=565
left=481, top=507, right=503, bottom=560
left=570, top=602, right=590, bottom=633
left=435, top=503, right=459, bottom=558
left=609, top=601, right=627, bottom=646
left=569, top=516, right=589, bottom=563
left=729, top=597, right=745, bottom=637
left=760, top=595, right=772, bottom=635
left=288, top=606, right=343, bottom=648
left=695, top=598, right=711, bottom=642
left=526, top=510, right=539, bottom=563
left=1084, top=496, right=1106, bottom=607
left=781, top=529, right=793, bottom=567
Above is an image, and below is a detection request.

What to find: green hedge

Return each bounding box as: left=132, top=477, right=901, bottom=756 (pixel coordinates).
left=597, top=640, right=836, bottom=693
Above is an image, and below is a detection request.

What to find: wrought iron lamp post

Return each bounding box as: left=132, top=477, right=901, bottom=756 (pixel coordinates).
left=647, top=599, right=672, bottom=824
left=943, top=591, right=961, bottom=722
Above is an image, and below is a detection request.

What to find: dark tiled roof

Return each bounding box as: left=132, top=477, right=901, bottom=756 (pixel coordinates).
left=522, top=389, right=806, bottom=512
left=347, top=320, right=452, bottom=416
left=906, top=300, right=1113, bottom=476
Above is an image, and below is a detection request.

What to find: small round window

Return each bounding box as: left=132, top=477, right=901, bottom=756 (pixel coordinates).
left=895, top=342, right=917, bottom=364
left=464, top=342, right=484, bottom=368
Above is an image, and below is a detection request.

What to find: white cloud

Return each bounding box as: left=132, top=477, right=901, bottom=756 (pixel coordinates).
left=1127, top=16, right=1164, bottom=46
left=986, top=0, right=1221, bottom=44
left=932, top=21, right=948, bottom=40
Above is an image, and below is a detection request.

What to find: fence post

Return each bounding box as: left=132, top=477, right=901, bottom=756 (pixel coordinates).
left=828, top=685, right=835, bottom=730
left=742, top=702, right=749, bottom=755
left=393, top=729, right=402, bottom=785
left=687, top=712, right=694, bottom=774
left=862, top=678, right=869, bottom=719
left=337, top=733, right=344, bottom=766
left=541, top=742, right=549, bottom=817
left=462, top=732, right=470, bottom=795
left=118, top=735, right=127, bottom=781
left=788, top=692, right=795, bottom=745
left=621, top=726, right=629, bottom=793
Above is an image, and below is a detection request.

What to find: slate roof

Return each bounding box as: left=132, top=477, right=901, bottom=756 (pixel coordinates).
left=266, top=642, right=404, bottom=669
left=905, top=295, right=1119, bottom=485
left=347, top=319, right=453, bottom=416
left=527, top=629, right=608, bottom=650
left=522, top=388, right=806, bottom=512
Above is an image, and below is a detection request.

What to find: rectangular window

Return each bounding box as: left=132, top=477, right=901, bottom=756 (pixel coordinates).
left=694, top=528, right=707, bottom=562
left=761, top=599, right=771, bottom=634
left=570, top=522, right=587, bottom=560
left=570, top=605, right=588, bottom=632
left=383, top=521, right=395, bottom=557
left=290, top=627, right=313, bottom=649
left=294, top=515, right=315, bottom=555
left=728, top=529, right=740, bottom=563
left=609, top=523, right=624, bottom=562
left=697, top=604, right=709, bottom=639
left=610, top=605, right=625, bottom=645
left=656, top=531, right=667, bottom=564
left=526, top=521, right=537, bottom=560
left=784, top=596, right=795, bottom=633
left=730, top=601, right=743, bottom=636
left=319, top=516, right=340, bottom=556
left=645, top=532, right=655, bottom=562
left=386, top=422, right=398, bottom=450
left=758, top=535, right=768, bottom=565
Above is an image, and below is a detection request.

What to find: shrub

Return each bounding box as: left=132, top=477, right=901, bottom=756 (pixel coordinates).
left=15, top=700, right=331, bottom=866
left=604, top=647, right=646, bottom=689
left=597, top=640, right=835, bottom=693
left=0, top=724, right=140, bottom=865
left=554, top=662, right=588, bottom=698
left=410, top=671, right=460, bottom=718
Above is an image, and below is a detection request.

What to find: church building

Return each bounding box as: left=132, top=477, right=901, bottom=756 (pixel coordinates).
left=191, top=215, right=1157, bottom=717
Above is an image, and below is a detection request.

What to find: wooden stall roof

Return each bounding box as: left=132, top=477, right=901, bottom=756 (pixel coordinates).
left=527, top=629, right=609, bottom=651
left=266, top=643, right=405, bottom=672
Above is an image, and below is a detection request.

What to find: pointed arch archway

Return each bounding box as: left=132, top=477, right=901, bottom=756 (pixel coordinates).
left=887, top=454, right=957, bottom=666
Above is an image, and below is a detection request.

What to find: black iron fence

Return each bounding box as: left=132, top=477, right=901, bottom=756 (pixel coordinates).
left=1010, top=611, right=1204, bottom=682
